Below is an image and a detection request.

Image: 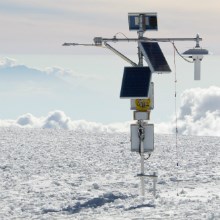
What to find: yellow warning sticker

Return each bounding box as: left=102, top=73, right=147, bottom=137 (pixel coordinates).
left=135, top=99, right=151, bottom=111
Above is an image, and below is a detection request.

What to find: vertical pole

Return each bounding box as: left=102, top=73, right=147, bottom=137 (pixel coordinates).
left=195, top=33, right=200, bottom=48
left=153, top=172, right=157, bottom=197
left=138, top=14, right=144, bottom=66
left=140, top=134, right=145, bottom=197
left=138, top=14, right=145, bottom=198
left=138, top=120, right=145, bottom=197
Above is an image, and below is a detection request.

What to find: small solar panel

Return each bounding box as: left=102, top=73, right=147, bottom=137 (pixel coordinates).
left=120, top=67, right=152, bottom=99
left=139, top=42, right=171, bottom=73
left=128, top=13, right=158, bottom=31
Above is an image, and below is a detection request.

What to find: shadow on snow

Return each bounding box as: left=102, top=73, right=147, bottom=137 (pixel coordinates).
left=125, top=203, right=156, bottom=211
left=43, top=193, right=128, bottom=214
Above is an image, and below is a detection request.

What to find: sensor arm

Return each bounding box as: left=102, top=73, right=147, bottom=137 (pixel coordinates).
left=104, top=42, right=138, bottom=67
left=93, top=35, right=202, bottom=45
left=62, top=42, right=96, bottom=46
left=63, top=34, right=203, bottom=68
left=63, top=34, right=202, bottom=49
left=62, top=40, right=138, bottom=67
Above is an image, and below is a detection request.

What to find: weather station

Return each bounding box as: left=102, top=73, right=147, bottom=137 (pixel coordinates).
left=63, top=12, right=209, bottom=198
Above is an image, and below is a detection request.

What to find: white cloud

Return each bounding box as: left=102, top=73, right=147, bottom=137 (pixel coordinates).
left=0, top=57, right=17, bottom=68
left=42, top=111, right=72, bottom=129
left=0, top=110, right=130, bottom=133
left=0, top=57, right=88, bottom=81
left=71, top=120, right=130, bottom=133
left=156, top=86, right=220, bottom=136
left=0, top=87, right=219, bottom=136
left=16, top=113, right=41, bottom=128
left=45, top=66, right=94, bottom=81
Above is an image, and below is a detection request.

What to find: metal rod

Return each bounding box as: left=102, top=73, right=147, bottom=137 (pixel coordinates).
left=138, top=15, right=146, bottom=197
left=63, top=43, right=96, bottom=46
left=100, top=38, right=133, bottom=42
left=138, top=120, right=145, bottom=197
left=96, top=36, right=202, bottom=43
left=144, top=37, right=203, bottom=42
left=140, top=138, right=145, bottom=197
left=137, top=15, right=146, bottom=197
left=65, top=35, right=202, bottom=48
left=153, top=172, right=157, bottom=197
left=104, top=42, right=138, bottom=67
left=138, top=14, right=144, bottom=66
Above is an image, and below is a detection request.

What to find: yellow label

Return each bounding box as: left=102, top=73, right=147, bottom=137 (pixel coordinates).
left=135, top=99, right=151, bottom=112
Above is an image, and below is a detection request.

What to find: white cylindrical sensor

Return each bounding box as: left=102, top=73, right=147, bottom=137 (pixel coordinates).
left=193, top=55, right=203, bottom=80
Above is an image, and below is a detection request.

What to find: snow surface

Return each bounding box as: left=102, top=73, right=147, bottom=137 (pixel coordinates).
left=0, top=128, right=219, bottom=219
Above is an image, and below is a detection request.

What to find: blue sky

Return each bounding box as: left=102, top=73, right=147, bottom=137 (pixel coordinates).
left=0, top=55, right=219, bottom=124
left=0, top=0, right=220, bottom=132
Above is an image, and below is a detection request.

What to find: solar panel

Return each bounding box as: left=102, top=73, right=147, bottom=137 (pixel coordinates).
left=139, top=42, right=171, bottom=73
left=128, top=13, right=158, bottom=31
left=120, top=67, right=152, bottom=99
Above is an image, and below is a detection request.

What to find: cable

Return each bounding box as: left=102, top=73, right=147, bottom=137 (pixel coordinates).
left=173, top=42, right=180, bottom=197
left=172, top=42, right=193, bottom=63
left=114, top=32, right=129, bottom=40
left=138, top=124, right=144, bottom=156
left=144, top=153, right=151, bottom=161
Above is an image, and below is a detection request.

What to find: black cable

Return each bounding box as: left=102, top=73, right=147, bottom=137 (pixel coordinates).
left=144, top=154, right=151, bottom=160
left=172, top=42, right=194, bottom=63
left=114, top=32, right=129, bottom=40
left=138, top=126, right=144, bottom=156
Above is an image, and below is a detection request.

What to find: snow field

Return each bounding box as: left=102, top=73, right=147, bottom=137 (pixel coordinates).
left=0, top=128, right=219, bottom=219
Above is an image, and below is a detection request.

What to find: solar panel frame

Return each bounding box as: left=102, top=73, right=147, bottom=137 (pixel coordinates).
left=120, top=67, right=152, bottom=99
left=139, top=42, right=171, bottom=73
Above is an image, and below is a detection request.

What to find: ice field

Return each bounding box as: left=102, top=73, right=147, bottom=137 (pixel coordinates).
left=0, top=128, right=220, bottom=219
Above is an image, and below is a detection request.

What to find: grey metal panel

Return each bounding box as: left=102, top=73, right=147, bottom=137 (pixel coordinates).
left=183, top=48, right=209, bottom=55
left=139, top=42, right=171, bottom=73
left=133, top=111, right=150, bottom=120
left=131, top=124, right=154, bottom=152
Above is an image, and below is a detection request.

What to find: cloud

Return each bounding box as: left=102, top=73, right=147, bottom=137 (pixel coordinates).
left=0, top=110, right=130, bottom=133
left=0, top=0, right=219, bottom=54
left=0, top=57, right=17, bottom=67
left=0, top=87, right=219, bottom=136
left=156, top=86, right=220, bottom=136
left=0, top=57, right=90, bottom=82
left=42, top=111, right=72, bottom=129
left=0, top=57, right=51, bottom=81
left=45, top=67, right=94, bottom=81
left=17, top=113, right=40, bottom=127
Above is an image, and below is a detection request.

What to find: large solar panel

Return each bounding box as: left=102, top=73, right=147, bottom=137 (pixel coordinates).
left=139, top=42, right=171, bottom=73
left=120, top=67, right=152, bottom=99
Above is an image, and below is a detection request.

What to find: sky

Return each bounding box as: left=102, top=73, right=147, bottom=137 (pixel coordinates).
left=0, top=0, right=220, bottom=135
left=1, top=85, right=220, bottom=136
left=0, top=0, right=220, bottom=54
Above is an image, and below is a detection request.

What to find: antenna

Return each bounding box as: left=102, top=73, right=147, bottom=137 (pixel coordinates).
left=63, top=12, right=209, bottom=198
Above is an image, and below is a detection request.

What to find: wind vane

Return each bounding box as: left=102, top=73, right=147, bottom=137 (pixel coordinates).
left=63, top=12, right=209, bottom=197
